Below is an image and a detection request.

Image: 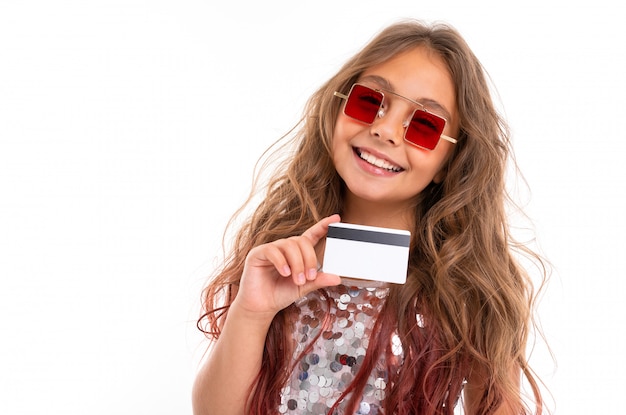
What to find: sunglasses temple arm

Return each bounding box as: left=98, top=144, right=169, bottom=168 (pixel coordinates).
left=333, top=91, right=349, bottom=100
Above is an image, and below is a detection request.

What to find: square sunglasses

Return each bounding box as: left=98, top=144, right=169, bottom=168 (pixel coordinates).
left=334, top=83, right=457, bottom=150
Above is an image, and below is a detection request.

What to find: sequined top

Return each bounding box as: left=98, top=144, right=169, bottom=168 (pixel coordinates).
left=279, top=284, right=403, bottom=415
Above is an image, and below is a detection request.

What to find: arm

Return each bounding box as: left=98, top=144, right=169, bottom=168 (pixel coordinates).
left=192, top=215, right=342, bottom=415
left=191, top=300, right=273, bottom=415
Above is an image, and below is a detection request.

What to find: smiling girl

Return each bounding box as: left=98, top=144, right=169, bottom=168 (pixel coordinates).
left=193, top=20, right=548, bottom=415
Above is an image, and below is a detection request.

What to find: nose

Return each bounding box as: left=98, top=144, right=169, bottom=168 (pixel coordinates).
left=370, top=106, right=408, bottom=146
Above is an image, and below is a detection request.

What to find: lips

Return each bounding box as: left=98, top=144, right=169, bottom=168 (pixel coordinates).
left=355, top=148, right=403, bottom=172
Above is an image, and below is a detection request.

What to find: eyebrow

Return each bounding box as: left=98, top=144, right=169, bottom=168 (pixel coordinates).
left=359, top=75, right=453, bottom=121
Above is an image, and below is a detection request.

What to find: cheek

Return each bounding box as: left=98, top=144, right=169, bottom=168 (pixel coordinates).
left=330, top=124, right=340, bottom=157
left=330, top=122, right=346, bottom=163
left=431, top=147, right=454, bottom=182
left=406, top=145, right=453, bottom=182
left=331, top=117, right=353, bottom=153
left=333, top=113, right=363, bottom=139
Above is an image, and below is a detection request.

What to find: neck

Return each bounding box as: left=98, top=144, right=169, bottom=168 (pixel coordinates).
left=341, top=196, right=416, bottom=230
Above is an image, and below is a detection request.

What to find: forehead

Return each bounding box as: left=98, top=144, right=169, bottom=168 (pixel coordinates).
left=358, top=47, right=457, bottom=121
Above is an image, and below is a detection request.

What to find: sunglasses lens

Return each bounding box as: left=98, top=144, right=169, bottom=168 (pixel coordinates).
left=339, top=84, right=448, bottom=150
left=344, top=84, right=383, bottom=124
left=405, top=110, right=446, bottom=150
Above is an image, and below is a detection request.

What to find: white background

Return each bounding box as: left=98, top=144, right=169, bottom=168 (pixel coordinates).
left=1, top=1, right=624, bottom=414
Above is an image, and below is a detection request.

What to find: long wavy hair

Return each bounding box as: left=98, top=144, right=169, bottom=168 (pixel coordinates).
left=198, top=20, right=548, bottom=414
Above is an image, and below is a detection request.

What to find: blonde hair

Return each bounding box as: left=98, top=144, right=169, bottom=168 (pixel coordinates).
left=198, top=19, right=548, bottom=414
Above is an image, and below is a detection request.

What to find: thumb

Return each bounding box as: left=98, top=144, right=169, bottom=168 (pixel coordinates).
left=298, top=271, right=341, bottom=297
left=302, top=214, right=341, bottom=245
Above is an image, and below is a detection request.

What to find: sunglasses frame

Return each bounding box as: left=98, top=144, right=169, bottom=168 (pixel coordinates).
left=334, top=83, right=458, bottom=150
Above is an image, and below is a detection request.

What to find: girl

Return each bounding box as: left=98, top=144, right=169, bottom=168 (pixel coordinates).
left=193, top=20, right=547, bottom=415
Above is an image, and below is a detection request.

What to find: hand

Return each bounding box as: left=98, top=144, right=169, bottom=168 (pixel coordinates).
left=232, top=214, right=342, bottom=319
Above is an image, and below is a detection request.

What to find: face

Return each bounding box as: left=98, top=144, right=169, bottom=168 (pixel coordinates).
left=332, top=46, right=459, bottom=220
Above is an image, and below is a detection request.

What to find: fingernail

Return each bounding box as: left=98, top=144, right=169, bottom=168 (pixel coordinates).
left=283, top=265, right=291, bottom=275
left=308, top=268, right=317, bottom=280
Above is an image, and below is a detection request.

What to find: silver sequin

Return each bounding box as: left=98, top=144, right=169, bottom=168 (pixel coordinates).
left=280, top=284, right=401, bottom=414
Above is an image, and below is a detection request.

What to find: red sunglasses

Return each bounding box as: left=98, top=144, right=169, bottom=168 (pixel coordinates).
left=334, top=83, right=457, bottom=150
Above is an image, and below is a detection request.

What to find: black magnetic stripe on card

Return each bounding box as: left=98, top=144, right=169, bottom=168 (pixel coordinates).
left=327, top=226, right=410, bottom=247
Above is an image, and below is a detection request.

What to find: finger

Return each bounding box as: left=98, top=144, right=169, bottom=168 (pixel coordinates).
left=275, top=238, right=308, bottom=285
left=252, top=244, right=292, bottom=277
left=299, top=271, right=342, bottom=297
left=294, top=236, right=320, bottom=282
left=301, top=214, right=341, bottom=245
left=277, top=236, right=320, bottom=285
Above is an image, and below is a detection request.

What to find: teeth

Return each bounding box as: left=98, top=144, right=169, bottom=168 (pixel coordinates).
left=358, top=150, right=402, bottom=172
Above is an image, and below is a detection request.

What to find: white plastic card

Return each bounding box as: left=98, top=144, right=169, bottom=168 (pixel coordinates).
left=323, top=222, right=410, bottom=285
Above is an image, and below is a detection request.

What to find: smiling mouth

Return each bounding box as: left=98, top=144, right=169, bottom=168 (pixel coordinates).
left=355, top=148, right=404, bottom=172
